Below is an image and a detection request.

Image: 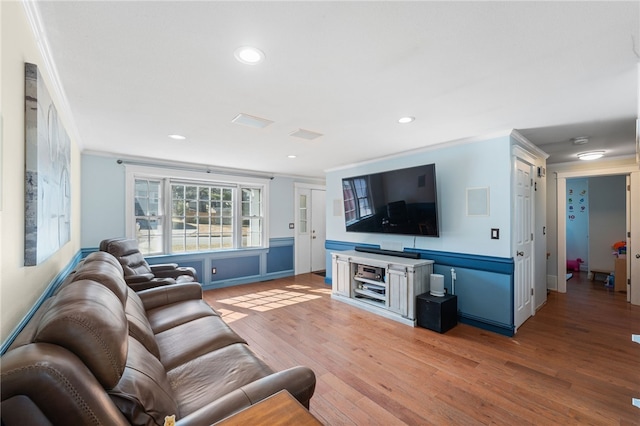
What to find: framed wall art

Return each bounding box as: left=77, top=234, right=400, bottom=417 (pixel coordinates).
left=24, top=62, right=71, bottom=266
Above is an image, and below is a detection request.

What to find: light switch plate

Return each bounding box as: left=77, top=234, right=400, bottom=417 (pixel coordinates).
left=491, top=228, right=499, bottom=239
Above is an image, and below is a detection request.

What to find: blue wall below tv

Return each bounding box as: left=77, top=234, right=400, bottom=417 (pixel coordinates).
left=325, top=240, right=514, bottom=336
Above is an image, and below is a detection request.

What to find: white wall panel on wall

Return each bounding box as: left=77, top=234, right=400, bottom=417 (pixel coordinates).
left=326, top=134, right=513, bottom=258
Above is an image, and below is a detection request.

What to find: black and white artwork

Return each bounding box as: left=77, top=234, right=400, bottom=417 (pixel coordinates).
left=24, top=62, right=71, bottom=266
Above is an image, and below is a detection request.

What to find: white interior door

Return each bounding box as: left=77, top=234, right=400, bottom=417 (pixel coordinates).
left=294, top=184, right=326, bottom=275
left=295, top=188, right=311, bottom=274
left=630, top=171, right=640, bottom=305
left=311, top=189, right=326, bottom=272
left=514, top=158, right=534, bottom=329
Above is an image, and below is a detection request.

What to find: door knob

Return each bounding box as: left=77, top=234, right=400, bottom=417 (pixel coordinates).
left=636, top=254, right=640, bottom=259
left=517, top=251, right=524, bottom=257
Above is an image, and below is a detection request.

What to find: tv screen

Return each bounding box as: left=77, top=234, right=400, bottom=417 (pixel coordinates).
left=342, top=163, right=439, bottom=237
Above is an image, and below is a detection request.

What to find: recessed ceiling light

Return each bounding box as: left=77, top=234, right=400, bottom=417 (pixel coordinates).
left=168, top=134, right=186, bottom=140
left=577, top=151, right=604, bottom=161
left=398, top=116, right=415, bottom=124
left=234, top=46, right=265, bottom=65
left=287, top=155, right=297, bottom=159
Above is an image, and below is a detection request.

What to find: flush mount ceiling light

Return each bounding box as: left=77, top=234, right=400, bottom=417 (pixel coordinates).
left=168, top=134, right=186, bottom=140
left=398, top=116, right=415, bottom=124
left=289, top=128, right=323, bottom=140
left=287, top=155, right=297, bottom=159
left=231, top=113, right=274, bottom=129
left=577, top=151, right=605, bottom=161
left=234, top=46, right=265, bottom=65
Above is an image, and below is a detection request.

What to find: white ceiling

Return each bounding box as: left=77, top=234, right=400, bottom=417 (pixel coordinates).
left=33, top=1, right=639, bottom=178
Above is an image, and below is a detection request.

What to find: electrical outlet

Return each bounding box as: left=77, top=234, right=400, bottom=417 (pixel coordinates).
left=289, top=223, right=294, bottom=229
left=212, top=267, right=217, bottom=274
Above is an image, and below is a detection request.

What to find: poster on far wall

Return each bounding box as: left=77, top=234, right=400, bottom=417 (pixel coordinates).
left=24, top=62, right=71, bottom=266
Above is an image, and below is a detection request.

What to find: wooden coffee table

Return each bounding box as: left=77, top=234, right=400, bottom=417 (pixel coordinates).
left=214, top=390, right=322, bottom=425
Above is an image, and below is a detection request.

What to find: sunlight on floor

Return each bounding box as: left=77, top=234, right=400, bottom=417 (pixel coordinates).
left=216, top=286, right=323, bottom=320
left=214, top=308, right=248, bottom=323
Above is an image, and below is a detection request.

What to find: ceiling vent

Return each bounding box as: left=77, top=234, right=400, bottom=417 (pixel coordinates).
left=231, top=113, right=274, bottom=129
left=289, top=128, right=323, bottom=140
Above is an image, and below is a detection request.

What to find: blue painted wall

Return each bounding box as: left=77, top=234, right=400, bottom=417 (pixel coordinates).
left=325, top=134, right=513, bottom=258
left=324, top=134, right=518, bottom=337
left=326, top=240, right=514, bottom=335
left=80, top=153, right=324, bottom=289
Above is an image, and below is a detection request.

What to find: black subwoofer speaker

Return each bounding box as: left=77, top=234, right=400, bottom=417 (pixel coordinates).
left=416, top=293, right=457, bottom=333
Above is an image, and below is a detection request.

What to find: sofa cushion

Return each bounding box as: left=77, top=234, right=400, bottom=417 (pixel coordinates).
left=125, top=290, right=161, bottom=359
left=155, top=316, right=246, bottom=370
left=146, top=300, right=217, bottom=334
left=167, top=343, right=273, bottom=417
left=68, top=260, right=128, bottom=305
left=34, top=280, right=128, bottom=389
left=103, top=238, right=154, bottom=276
left=109, top=337, right=178, bottom=426
left=6, top=298, right=55, bottom=351
left=83, top=250, right=125, bottom=274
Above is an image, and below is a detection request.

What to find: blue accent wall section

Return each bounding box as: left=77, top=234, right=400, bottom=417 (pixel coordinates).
left=144, top=237, right=294, bottom=290
left=267, top=245, right=294, bottom=273
left=325, top=239, right=515, bottom=336
left=211, top=255, right=260, bottom=281
left=1, top=250, right=84, bottom=355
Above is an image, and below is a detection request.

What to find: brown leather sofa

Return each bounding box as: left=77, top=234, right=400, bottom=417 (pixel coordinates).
left=100, top=238, right=198, bottom=291
left=1, top=251, right=316, bottom=425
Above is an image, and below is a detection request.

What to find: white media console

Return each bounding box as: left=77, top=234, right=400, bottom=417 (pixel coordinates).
left=331, top=250, right=434, bottom=326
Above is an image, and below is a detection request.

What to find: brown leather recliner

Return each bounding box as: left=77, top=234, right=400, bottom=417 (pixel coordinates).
left=1, top=251, right=316, bottom=425
left=100, top=238, right=197, bottom=291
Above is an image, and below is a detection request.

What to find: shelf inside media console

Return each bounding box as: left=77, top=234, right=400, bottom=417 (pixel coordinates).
left=354, top=288, right=386, bottom=302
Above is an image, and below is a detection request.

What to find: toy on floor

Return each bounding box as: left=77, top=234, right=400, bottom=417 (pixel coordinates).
left=566, top=258, right=583, bottom=272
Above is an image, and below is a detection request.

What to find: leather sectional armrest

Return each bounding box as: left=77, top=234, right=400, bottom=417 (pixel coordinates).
left=153, top=267, right=197, bottom=280
left=175, top=366, right=316, bottom=426
left=149, top=263, right=179, bottom=272
left=137, top=282, right=204, bottom=310
left=124, top=273, right=155, bottom=284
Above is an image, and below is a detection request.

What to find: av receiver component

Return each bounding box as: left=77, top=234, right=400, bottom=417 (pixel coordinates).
left=356, top=264, right=384, bottom=282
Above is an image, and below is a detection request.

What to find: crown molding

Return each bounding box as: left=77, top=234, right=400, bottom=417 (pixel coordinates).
left=324, top=129, right=516, bottom=174
left=21, top=0, right=82, bottom=149
left=510, top=130, right=550, bottom=160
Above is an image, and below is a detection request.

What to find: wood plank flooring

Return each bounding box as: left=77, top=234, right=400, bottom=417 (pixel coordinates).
left=203, top=271, right=640, bottom=425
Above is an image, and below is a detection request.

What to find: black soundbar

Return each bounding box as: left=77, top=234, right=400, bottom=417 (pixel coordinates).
left=354, top=246, right=421, bottom=259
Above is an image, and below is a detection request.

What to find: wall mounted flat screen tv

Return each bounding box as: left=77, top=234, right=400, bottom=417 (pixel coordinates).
left=342, top=163, right=439, bottom=237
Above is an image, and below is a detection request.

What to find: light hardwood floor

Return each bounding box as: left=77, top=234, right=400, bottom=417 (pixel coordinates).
left=203, top=271, right=640, bottom=425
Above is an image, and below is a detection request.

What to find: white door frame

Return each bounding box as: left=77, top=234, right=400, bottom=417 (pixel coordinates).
left=555, top=165, right=638, bottom=299
left=513, top=155, right=535, bottom=329
left=294, top=182, right=326, bottom=275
